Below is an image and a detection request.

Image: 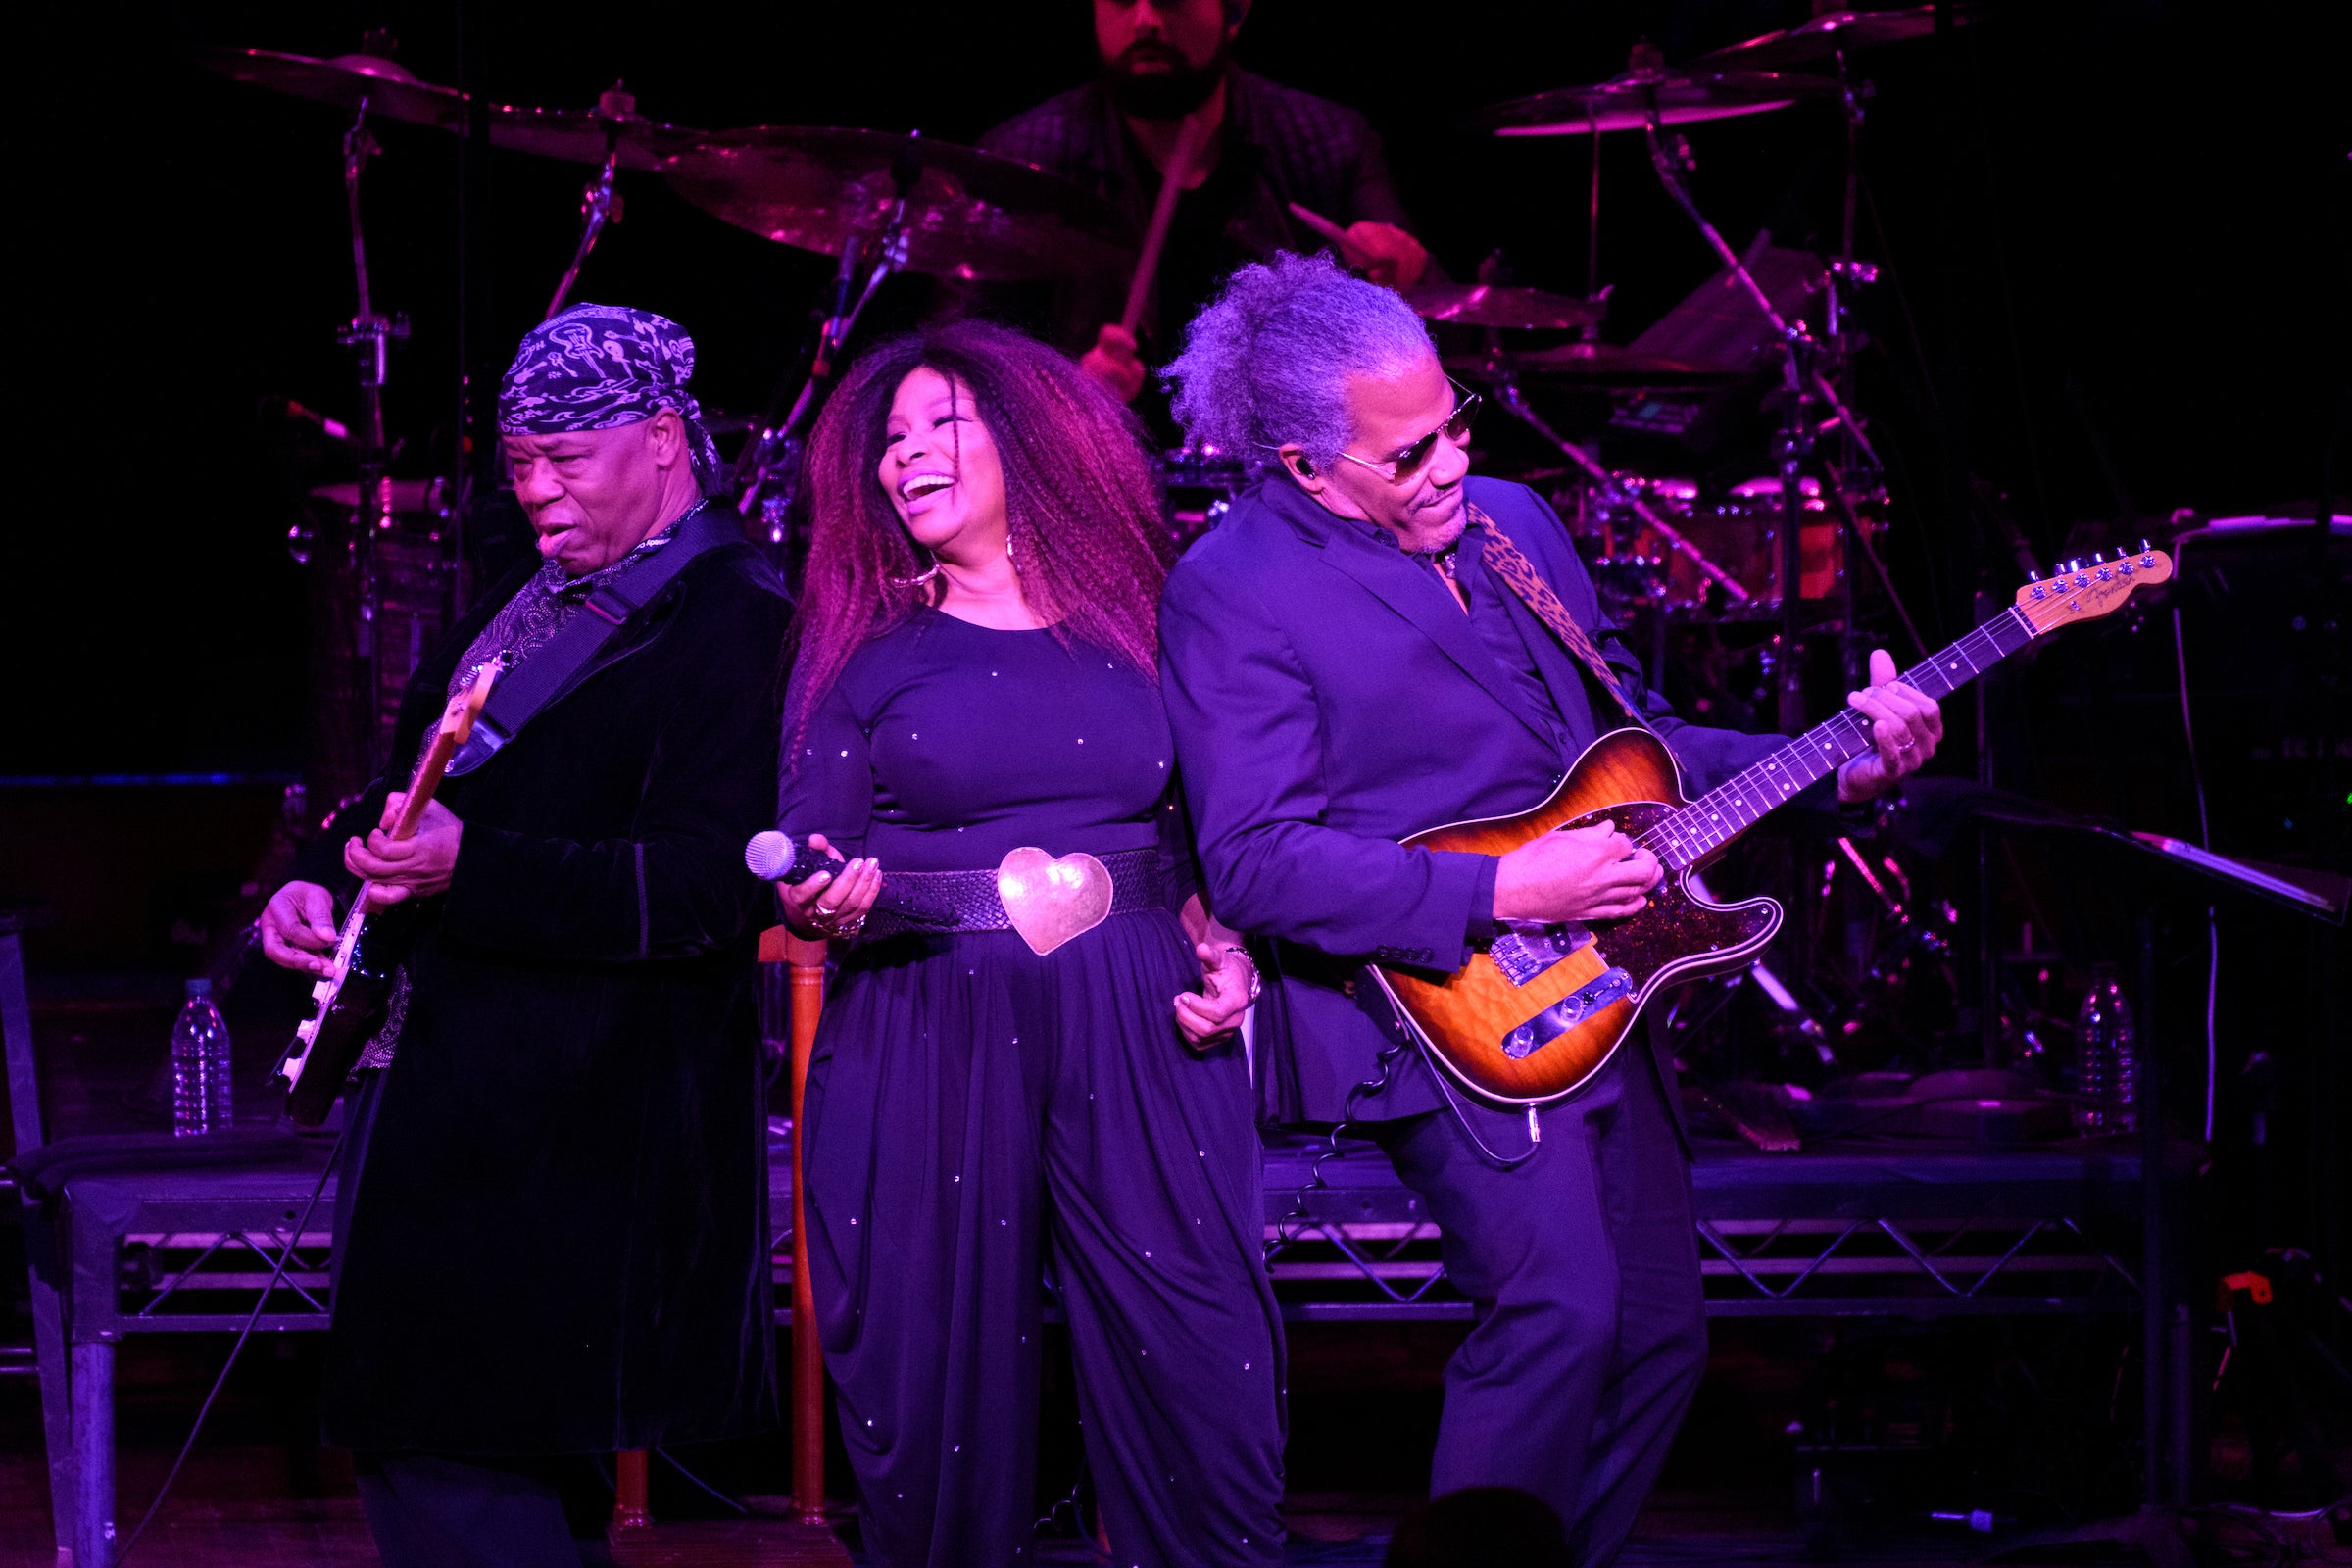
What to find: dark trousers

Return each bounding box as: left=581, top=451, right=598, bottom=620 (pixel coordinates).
left=343, top=1080, right=620, bottom=1568
left=804, top=915, right=1287, bottom=1568
left=354, top=1452, right=617, bottom=1568
left=1369, top=1049, right=1705, bottom=1567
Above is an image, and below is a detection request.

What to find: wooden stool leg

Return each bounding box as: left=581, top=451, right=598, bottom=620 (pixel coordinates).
left=612, top=1448, right=651, bottom=1529
left=786, top=933, right=829, bottom=1524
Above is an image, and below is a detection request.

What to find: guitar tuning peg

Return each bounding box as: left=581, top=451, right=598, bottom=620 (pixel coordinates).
left=2090, top=551, right=2106, bottom=564
left=2137, top=538, right=2151, bottom=554
left=2025, top=568, right=2039, bottom=582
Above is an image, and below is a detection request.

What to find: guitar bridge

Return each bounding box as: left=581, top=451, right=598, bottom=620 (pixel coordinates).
left=1501, top=966, right=1635, bottom=1059
left=1488, top=922, right=1593, bottom=987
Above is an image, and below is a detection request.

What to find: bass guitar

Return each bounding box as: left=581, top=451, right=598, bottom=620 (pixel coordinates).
left=271, top=659, right=501, bottom=1125
left=1376, top=549, right=2174, bottom=1104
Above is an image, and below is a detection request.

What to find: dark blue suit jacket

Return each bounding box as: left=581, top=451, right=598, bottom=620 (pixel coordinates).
left=1160, top=474, right=1785, bottom=1123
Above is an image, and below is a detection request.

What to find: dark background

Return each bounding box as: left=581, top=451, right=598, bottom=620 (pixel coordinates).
left=6, top=0, right=2345, bottom=777
left=1, top=3, right=2344, bottom=1534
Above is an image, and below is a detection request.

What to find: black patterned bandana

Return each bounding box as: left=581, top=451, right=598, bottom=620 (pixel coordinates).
left=498, top=303, right=719, bottom=480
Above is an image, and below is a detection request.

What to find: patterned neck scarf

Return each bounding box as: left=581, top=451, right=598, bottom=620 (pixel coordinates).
left=442, top=503, right=705, bottom=705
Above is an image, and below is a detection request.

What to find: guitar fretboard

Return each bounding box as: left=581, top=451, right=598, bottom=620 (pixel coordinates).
left=1641, top=605, right=2038, bottom=869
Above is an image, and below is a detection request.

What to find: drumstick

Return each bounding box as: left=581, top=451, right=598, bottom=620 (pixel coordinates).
left=1120, top=111, right=1212, bottom=339
left=1287, top=201, right=1371, bottom=268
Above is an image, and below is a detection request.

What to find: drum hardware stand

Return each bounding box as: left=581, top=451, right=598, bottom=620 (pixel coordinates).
left=1826, top=54, right=1884, bottom=692
left=735, top=133, right=923, bottom=565
left=1489, top=378, right=1752, bottom=607
left=544, top=82, right=636, bottom=321
left=336, top=93, right=411, bottom=777
left=1641, top=113, right=1887, bottom=735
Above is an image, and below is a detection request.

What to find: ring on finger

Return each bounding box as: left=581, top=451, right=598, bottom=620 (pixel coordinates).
left=814, top=902, right=839, bottom=919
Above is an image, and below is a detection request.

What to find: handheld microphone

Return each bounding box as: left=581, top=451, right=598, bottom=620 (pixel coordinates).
left=745, top=830, right=836, bottom=885
left=745, top=830, right=956, bottom=927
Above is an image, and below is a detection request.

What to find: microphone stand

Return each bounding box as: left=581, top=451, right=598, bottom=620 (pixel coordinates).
left=735, top=132, right=923, bottom=572
left=335, top=95, right=409, bottom=777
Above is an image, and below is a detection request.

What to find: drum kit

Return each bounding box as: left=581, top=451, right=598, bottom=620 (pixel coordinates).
left=204, top=5, right=1969, bottom=775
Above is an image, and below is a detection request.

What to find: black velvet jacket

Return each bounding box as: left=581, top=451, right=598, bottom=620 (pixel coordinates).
left=297, top=535, right=792, bottom=1454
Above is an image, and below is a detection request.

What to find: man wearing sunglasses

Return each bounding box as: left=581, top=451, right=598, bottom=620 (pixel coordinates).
left=1157, top=252, right=1940, bottom=1561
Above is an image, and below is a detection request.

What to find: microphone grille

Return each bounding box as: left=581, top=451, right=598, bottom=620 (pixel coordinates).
left=745, top=830, right=795, bottom=881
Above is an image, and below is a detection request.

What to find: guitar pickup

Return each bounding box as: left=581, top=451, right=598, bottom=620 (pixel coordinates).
left=1502, top=966, right=1635, bottom=1059
left=1488, top=922, right=1593, bottom=987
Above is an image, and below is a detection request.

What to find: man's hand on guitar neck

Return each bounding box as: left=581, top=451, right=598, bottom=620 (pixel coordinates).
left=259, top=881, right=339, bottom=976
left=1494, top=821, right=1663, bottom=924
left=344, top=793, right=465, bottom=908
left=1835, top=648, right=1945, bottom=804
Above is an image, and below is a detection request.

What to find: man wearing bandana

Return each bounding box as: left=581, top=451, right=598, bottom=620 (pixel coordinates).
left=258, top=304, right=790, bottom=1565
left=977, top=0, right=1429, bottom=412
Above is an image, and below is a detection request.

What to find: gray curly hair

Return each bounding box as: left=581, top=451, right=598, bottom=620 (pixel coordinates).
left=1162, top=250, right=1436, bottom=470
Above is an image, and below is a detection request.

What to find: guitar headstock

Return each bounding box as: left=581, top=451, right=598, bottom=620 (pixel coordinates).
left=437, top=658, right=503, bottom=745
left=2015, top=545, right=2174, bottom=634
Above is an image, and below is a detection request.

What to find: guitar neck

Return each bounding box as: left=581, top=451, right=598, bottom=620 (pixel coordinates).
left=388, top=731, right=462, bottom=841
left=1646, top=605, right=2039, bottom=869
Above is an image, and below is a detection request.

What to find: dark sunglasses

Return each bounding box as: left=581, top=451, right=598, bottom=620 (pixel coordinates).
left=1335, top=378, right=1482, bottom=484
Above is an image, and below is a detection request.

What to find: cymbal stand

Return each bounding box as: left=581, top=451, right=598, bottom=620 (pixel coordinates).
left=736, top=133, right=923, bottom=564
left=1825, top=53, right=1885, bottom=691
left=1642, top=114, right=1885, bottom=734
left=544, top=83, right=635, bottom=321
left=1489, top=378, right=1752, bottom=606
left=335, top=95, right=410, bottom=776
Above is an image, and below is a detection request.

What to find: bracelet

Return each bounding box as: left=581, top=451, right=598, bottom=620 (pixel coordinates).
left=1221, top=943, right=1262, bottom=1004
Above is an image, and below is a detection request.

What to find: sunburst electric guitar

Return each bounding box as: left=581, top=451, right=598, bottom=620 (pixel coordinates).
left=270, top=659, right=501, bottom=1125
left=1376, top=550, right=2174, bottom=1105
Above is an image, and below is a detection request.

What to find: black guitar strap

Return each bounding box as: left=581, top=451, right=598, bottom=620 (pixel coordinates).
left=446, top=502, right=740, bottom=777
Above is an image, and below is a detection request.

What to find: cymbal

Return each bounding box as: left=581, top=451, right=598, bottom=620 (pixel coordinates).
left=1480, top=65, right=1839, bottom=137
left=1446, top=344, right=1745, bottom=386
left=199, top=48, right=706, bottom=171
left=1398, top=282, right=1603, bottom=331
left=201, top=48, right=464, bottom=131
left=1691, top=5, right=1978, bottom=72
left=477, top=101, right=707, bottom=172
left=661, top=127, right=1138, bottom=282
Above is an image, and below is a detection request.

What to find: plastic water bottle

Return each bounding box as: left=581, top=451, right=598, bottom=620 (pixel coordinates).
left=171, top=978, right=233, bottom=1137
left=2072, top=964, right=2136, bottom=1135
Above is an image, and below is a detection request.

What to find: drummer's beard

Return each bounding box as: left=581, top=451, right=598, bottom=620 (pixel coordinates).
left=1102, top=39, right=1228, bottom=120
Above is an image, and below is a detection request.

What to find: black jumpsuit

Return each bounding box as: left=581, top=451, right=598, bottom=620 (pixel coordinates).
left=778, top=608, right=1286, bottom=1568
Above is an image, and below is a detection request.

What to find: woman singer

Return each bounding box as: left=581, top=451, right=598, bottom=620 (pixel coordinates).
left=772, top=318, right=1285, bottom=1568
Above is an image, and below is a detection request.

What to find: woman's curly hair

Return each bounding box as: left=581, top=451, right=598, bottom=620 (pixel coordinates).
left=784, top=318, right=1174, bottom=768
left=1162, top=249, right=1435, bottom=470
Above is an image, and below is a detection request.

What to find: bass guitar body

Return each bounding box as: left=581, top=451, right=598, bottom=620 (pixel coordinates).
left=1374, top=728, right=1780, bottom=1105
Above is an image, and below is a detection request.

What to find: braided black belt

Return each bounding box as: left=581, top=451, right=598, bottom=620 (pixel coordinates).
left=858, top=847, right=1168, bottom=942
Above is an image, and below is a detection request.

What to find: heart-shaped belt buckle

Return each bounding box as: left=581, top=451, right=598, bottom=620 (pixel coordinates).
left=997, top=847, right=1114, bottom=956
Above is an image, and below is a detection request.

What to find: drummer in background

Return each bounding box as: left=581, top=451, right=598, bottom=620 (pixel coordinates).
left=978, top=0, right=1431, bottom=409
